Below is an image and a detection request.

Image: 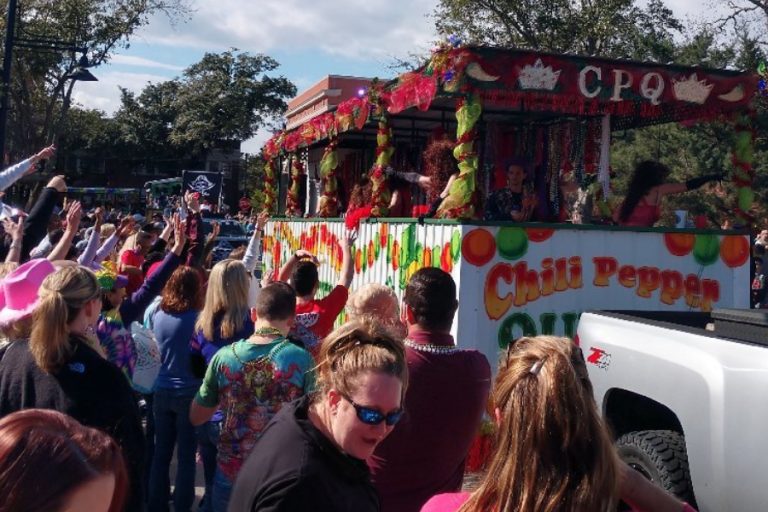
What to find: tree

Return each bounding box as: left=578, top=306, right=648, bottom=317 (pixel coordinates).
left=108, top=50, right=295, bottom=159
left=170, top=50, right=296, bottom=155
left=114, top=80, right=182, bottom=158
left=0, top=0, right=191, bottom=161
left=719, top=1, right=768, bottom=44
left=432, top=0, right=682, bottom=60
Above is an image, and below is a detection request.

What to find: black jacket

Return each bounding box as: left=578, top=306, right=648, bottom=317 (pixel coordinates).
left=0, top=338, right=145, bottom=511
left=228, top=395, right=380, bottom=512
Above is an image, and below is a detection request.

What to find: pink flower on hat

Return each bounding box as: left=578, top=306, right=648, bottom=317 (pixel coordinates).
left=0, top=259, right=56, bottom=327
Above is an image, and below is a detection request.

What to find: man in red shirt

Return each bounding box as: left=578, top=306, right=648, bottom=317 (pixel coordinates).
left=277, top=231, right=354, bottom=356
left=368, top=267, right=491, bottom=512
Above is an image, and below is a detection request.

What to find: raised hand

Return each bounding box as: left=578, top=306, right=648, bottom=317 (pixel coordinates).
left=256, top=211, right=270, bottom=231
left=294, top=249, right=319, bottom=264
left=66, top=201, right=83, bottom=232
left=2, top=217, right=23, bottom=242
left=47, top=175, right=67, bottom=193
left=93, top=207, right=104, bottom=228
left=32, top=145, right=56, bottom=163
left=116, top=217, right=135, bottom=239
left=184, top=191, right=201, bottom=213
left=172, top=214, right=187, bottom=252
left=207, top=221, right=221, bottom=243
left=344, top=228, right=358, bottom=248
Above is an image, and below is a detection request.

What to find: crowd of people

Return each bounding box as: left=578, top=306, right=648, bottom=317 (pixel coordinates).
left=0, top=146, right=702, bottom=512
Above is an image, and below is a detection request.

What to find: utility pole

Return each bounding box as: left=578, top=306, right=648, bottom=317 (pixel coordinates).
left=0, top=0, right=19, bottom=164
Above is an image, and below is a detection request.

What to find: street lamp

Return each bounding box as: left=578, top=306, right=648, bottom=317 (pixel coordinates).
left=0, top=0, right=98, bottom=161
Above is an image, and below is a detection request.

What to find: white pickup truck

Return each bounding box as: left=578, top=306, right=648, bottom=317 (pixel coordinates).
left=577, top=309, right=768, bottom=512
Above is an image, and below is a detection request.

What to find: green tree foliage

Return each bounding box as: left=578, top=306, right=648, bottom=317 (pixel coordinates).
left=108, top=50, right=295, bottom=158
left=114, top=81, right=181, bottom=158
left=433, top=0, right=682, bottom=60
left=170, top=50, right=296, bottom=154
left=0, top=0, right=191, bottom=160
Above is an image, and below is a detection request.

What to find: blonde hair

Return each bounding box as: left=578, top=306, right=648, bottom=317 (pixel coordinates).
left=0, top=262, right=19, bottom=280
left=29, top=267, right=100, bottom=373
left=347, top=284, right=406, bottom=339
left=315, top=320, right=408, bottom=400
left=119, top=233, right=137, bottom=253
left=459, top=336, right=619, bottom=512
left=100, top=223, right=116, bottom=240
left=195, top=259, right=250, bottom=341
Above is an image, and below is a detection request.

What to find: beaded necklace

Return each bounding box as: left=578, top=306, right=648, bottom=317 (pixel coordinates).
left=403, top=338, right=459, bottom=355
left=251, top=326, right=284, bottom=337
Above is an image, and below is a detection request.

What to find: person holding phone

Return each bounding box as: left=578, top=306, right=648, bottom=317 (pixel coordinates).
left=484, top=161, right=537, bottom=222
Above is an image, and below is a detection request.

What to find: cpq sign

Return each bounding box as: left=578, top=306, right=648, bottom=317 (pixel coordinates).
left=579, top=66, right=667, bottom=104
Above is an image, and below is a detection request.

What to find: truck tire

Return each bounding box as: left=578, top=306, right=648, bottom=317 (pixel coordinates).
left=616, top=430, right=696, bottom=506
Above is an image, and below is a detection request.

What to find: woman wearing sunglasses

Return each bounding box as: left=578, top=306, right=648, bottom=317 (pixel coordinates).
left=228, top=320, right=408, bottom=512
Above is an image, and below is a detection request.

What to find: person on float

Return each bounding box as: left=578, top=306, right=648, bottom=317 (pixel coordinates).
left=344, top=177, right=373, bottom=229
left=614, top=161, right=723, bottom=227
left=0, top=409, right=128, bottom=512
left=190, top=282, right=315, bottom=512
left=0, top=266, right=145, bottom=510
left=384, top=138, right=458, bottom=218
left=484, top=160, right=538, bottom=222
left=421, top=335, right=696, bottom=512
left=227, top=320, right=408, bottom=512
left=370, top=268, right=490, bottom=512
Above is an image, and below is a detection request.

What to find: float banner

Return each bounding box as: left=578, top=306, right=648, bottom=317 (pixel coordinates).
left=182, top=171, right=222, bottom=202
left=263, top=221, right=750, bottom=370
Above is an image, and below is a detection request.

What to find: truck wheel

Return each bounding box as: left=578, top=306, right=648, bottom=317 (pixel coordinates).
left=616, top=430, right=696, bottom=506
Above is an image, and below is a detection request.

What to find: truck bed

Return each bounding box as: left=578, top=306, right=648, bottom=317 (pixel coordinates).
left=587, top=309, right=768, bottom=349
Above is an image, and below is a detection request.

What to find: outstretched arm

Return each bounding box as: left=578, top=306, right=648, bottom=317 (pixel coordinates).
left=0, top=145, right=55, bottom=192
left=243, top=211, right=268, bottom=272
left=77, top=208, right=103, bottom=267
left=2, top=217, right=23, bottom=263
left=48, top=201, right=82, bottom=261
left=337, top=230, right=356, bottom=288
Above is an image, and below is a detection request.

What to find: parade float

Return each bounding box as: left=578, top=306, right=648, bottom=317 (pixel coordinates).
left=259, top=45, right=759, bottom=368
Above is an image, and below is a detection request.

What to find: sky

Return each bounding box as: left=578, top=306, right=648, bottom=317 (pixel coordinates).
left=72, top=0, right=729, bottom=154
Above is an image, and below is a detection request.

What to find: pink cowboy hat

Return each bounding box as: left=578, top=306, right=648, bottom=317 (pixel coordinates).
left=0, top=258, right=56, bottom=327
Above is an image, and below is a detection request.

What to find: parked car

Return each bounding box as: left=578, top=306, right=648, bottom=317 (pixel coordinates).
left=202, top=217, right=249, bottom=264
left=576, top=309, right=768, bottom=512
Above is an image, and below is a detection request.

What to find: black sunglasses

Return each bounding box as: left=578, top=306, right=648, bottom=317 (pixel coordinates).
left=341, top=395, right=404, bottom=426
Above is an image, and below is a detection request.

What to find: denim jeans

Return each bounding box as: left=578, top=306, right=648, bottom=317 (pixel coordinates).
left=211, top=468, right=234, bottom=512
left=147, top=387, right=198, bottom=512
left=142, top=392, right=155, bottom=504
left=195, top=420, right=221, bottom=512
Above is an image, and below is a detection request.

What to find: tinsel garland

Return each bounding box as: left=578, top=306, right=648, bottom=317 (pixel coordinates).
left=263, top=157, right=277, bottom=214
left=437, top=94, right=482, bottom=218
left=547, top=124, right=563, bottom=210
left=731, top=113, right=756, bottom=225
left=370, top=115, right=394, bottom=217
left=285, top=155, right=304, bottom=217
left=318, top=139, right=340, bottom=217
left=572, top=121, right=586, bottom=186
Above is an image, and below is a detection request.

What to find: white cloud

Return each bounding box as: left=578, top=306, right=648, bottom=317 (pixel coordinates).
left=242, top=131, right=272, bottom=155
left=132, top=0, right=438, bottom=62
left=72, top=71, right=170, bottom=115
left=110, top=55, right=184, bottom=71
